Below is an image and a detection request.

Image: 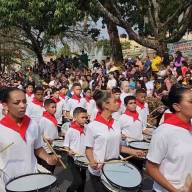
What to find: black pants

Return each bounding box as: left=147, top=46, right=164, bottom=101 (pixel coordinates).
left=89, top=173, right=107, bottom=192
left=67, top=156, right=86, bottom=192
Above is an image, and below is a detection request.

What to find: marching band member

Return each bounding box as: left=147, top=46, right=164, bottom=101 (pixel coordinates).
left=0, top=88, right=58, bottom=192
left=82, top=88, right=96, bottom=121
left=146, top=85, right=192, bottom=192
left=119, top=95, right=143, bottom=142
left=59, top=85, right=69, bottom=101
left=85, top=90, right=145, bottom=192
left=38, top=99, right=59, bottom=173
left=26, top=86, right=44, bottom=124
left=111, top=87, right=125, bottom=120
left=136, top=88, right=149, bottom=129
left=51, top=88, right=65, bottom=131
left=25, top=83, right=34, bottom=104
left=64, top=107, right=88, bottom=192
left=65, top=83, right=86, bottom=119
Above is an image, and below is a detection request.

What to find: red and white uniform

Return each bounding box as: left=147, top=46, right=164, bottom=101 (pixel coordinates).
left=136, top=100, right=149, bottom=129
left=112, top=99, right=125, bottom=120
left=39, top=111, right=58, bottom=141
left=85, top=113, right=121, bottom=176
left=51, top=97, right=65, bottom=125
left=65, top=95, right=86, bottom=117
left=26, top=98, right=44, bottom=124
left=159, top=109, right=172, bottom=125
left=81, top=97, right=97, bottom=121
left=0, top=115, right=43, bottom=192
left=63, top=121, right=86, bottom=155
left=26, top=93, right=34, bottom=104
left=147, top=114, right=192, bottom=192
left=119, top=110, right=143, bottom=142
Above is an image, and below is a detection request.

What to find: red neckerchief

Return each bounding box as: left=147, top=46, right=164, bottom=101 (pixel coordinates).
left=43, top=111, right=58, bottom=126
left=51, top=97, right=60, bottom=103
left=59, top=93, right=65, bottom=99
left=164, top=113, right=192, bottom=131
left=32, top=97, right=43, bottom=107
left=72, top=95, right=81, bottom=103
left=124, top=109, right=139, bottom=121
left=95, top=112, right=114, bottom=129
left=70, top=121, right=84, bottom=135
left=164, top=113, right=172, bottom=121
left=0, top=115, right=30, bottom=141
left=136, top=99, right=145, bottom=109
left=116, top=99, right=122, bottom=107
left=85, top=96, right=91, bottom=103
left=26, top=92, right=33, bottom=97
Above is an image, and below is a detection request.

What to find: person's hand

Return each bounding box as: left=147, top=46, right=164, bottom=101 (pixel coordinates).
left=68, top=150, right=75, bottom=157
left=132, top=149, right=146, bottom=158
left=178, top=174, right=192, bottom=192
left=46, top=155, right=58, bottom=165
left=89, top=160, right=101, bottom=170
left=121, top=134, right=127, bottom=140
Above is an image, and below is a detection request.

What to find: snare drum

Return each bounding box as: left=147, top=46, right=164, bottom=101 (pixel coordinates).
left=6, top=173, right=58, bottom=192
left=52, top=139, right=64, bottom=152
left=74, top=155, right=88, bottom=168
left=128, top=140, right=150, bottom=151
left=101, top=161, right=142, bottom=191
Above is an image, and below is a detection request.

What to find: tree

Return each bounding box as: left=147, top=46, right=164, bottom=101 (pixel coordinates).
left=0, top=0, right=84, bottom=66
left=94, top=0, right=192, bottom=54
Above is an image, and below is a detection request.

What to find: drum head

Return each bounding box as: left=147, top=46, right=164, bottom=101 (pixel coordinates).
left=52, top=139, right=64, bottom=148
left=102, top=162, right=142, bottom=190
left=129, top=141, right=150, bottom=150
left=6, top=173, right=56, bottom=192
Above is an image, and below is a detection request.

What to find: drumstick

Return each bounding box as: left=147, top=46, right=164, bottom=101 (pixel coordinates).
left=88, top=155, right=134, bottom=165
left=43, top=137, right=67, bottom=169
left=0, top=142, right=14, bottom=153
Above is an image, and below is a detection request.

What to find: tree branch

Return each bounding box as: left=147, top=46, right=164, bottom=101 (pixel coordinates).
left=163, top=1, right=192, bottom=28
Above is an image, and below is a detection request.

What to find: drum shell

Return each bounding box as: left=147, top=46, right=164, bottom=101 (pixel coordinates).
left=5, top=173, right=57, bottom=192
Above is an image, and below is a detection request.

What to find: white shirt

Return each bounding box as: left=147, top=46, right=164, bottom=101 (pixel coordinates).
left=119, top=114, right=143, bottom=142
left=136, top=103, right=149, bottom=129
left=64, top=127, right=86, bottom=155
left=65, top=98, right=86, bottom=117
left=159, top=109, right=172, bottom=125
left=147, top=124, right=192, bottom=192
left=39, top=117, right=58, bottom=140
left=0, top=120, right=43, bottom=191
left=107, top=79, right=117, bottom=90
left=145, top=80, right=154, bottom=96
left=26, top=94, right=34, bottom=104
left=55, top=100, right=65, bottom=124
left=39, top=116, right=58, bottom=153
left=26, top=103, right=44, bottom=124
left=86, top=99, right=98, bottom=121
left=0, top=104, right=4, bottom=120
left=112, top=103, right=125, bottom=120
left=85, top=120, right=121, bottom=176
left=120, top=92, right=132, bottom=103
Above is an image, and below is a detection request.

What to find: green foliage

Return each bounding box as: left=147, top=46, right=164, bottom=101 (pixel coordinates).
left=96, top=39, right=112, bottom=56
left=57, top=44, right=71, bottom=57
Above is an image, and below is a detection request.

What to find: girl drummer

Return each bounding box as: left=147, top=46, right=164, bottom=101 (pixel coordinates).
left=0, top=87, right=58, bottom=192
left=146, top=85, right=192, bottom=192
left=85, top=90, right=145, bottom=192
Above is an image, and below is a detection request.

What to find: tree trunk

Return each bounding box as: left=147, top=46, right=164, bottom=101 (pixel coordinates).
left=106, top=19, right=123, bottom=65
left=23, top=27, right=45, bottom=67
